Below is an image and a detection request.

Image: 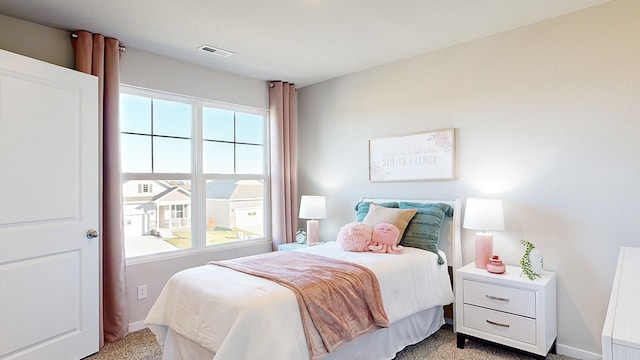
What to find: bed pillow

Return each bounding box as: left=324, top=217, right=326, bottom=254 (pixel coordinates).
left=336, top=222, right=373, bottom=252
left=362, top=203, right=416, bottom=244
left=398, top=202, right=453, bottom=264
left=354, top=201, right=398, bottom=222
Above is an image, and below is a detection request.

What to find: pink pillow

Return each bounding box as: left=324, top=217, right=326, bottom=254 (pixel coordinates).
left=336, top=222, right=373, bottom=252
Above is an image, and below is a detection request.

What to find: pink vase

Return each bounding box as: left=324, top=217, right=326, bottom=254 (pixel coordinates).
left=486, top=255, right=506, bottom=274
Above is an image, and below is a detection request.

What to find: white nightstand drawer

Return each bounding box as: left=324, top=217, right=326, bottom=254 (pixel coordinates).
left=463, top=280, right=536, bottom=318
left=464, top=304, right=536, bottom=344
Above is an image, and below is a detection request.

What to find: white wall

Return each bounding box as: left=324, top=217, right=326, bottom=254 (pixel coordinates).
left=0, top=13, right=272, bottom=332
left=120, top=48, right=268, bottom=110
left=297, top=0, right=640, bottom=357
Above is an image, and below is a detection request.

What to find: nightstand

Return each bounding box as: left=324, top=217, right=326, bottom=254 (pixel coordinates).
left=277, top=243, right=307, bottom=251
left=455, top=262, right=557, bottom=359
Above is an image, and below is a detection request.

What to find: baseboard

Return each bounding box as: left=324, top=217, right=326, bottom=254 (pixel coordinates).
left=128, top=320, right=147, bottom=333
left=556, top=343, right=602, bottom=360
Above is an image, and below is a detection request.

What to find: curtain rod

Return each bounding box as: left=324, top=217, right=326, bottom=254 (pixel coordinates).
left=71, top=33, right=126, bottom=52
left=269, top=81, right=296, bottom=88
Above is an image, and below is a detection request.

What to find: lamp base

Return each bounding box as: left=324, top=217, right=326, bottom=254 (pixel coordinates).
left=475, top=233, right=493, bottom=269
left=306, top=220, right=320, bottom=246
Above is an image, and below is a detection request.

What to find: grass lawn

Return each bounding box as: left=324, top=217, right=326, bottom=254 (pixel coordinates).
left=165, top=229, right=259, bottom=249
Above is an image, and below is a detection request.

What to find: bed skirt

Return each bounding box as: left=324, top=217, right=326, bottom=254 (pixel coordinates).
left=159, top=306, right=445, bottom=360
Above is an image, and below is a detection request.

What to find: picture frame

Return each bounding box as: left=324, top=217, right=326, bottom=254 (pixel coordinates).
left=369, top=128, right=456, bottom=182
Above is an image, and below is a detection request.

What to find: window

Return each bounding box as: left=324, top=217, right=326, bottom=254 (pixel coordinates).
left=138, top=183, right=152, bottom=193
left=120, top=87, right=269, bottom=259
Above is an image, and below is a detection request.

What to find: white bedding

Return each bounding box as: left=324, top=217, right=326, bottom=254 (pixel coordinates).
left=145, top=241, right=454, bottom=360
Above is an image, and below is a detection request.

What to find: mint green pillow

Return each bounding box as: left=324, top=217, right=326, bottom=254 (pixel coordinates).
left=398, top=202, right=453, bottom=265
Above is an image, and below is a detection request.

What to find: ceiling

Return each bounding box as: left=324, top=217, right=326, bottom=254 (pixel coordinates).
left=0, top=0, right=611, bottom=88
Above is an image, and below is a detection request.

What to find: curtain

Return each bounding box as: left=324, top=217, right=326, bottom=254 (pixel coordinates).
left=269, top=81, right=298, bottom=249
left=72, top=30, right=128, bottom=344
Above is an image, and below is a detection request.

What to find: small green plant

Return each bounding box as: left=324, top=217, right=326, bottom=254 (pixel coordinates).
left=520, top=240, right=541, bottom=280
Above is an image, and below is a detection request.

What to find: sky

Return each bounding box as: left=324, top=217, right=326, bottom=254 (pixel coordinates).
left=120, top=93, right=264, bottom=174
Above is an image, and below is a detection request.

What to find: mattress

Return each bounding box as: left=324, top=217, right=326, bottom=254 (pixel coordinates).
left=145, top=241, right=454, bottom=359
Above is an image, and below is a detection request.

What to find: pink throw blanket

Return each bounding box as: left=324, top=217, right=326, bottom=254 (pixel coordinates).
left=209, top=251, right=389, bottom=359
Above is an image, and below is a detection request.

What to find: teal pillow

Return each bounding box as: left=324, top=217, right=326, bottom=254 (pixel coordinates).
left=354, top=201, right=398, bottom=222
left=398, top=202, right=453, bottom=265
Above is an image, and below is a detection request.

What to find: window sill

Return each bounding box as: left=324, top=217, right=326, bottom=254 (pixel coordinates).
left=125, top=238, right=273, bottom=266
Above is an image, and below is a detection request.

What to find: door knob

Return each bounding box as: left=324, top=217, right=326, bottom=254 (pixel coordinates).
left=86, top=229, right=99, bottom=239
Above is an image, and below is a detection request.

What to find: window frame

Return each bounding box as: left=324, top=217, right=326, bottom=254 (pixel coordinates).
left=121, top=85, right=271, bottom=264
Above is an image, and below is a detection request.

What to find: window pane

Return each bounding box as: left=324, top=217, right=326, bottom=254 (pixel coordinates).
left=121, top=87, right=269, bottom=260
left=121, top=134, right=152, bottom=173
left=121, top=94, right=151, bottom=134
left=236, top=113, right=263, bottom=145
left=123, top=179, right=192, bottom=258
left=203, top=141, right=234, bottom=174
left=203, top=107, right=234, bottom=142
left=236, top=144, right=263, bottom=174
left=153, top=137, right=191, bottom=173
left=205, top=179, right=264, bottom=246
left=153, top=99, right=192, bottom=138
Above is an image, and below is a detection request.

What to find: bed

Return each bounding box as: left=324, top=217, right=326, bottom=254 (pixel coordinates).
left=145, top=198, right=462, bottom=360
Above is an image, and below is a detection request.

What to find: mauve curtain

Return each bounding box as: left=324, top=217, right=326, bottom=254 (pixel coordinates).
left=72, top=30, right=128, bottom=344
left=269, top=81, right=298, bottom=249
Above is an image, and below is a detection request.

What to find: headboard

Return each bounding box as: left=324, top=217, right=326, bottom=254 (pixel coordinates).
left=360, top=198, right=463, bottom=271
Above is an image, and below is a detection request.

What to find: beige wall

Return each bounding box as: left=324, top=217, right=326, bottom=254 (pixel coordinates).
left=0, top=14, right=73, bottom=68
left=297, top=0, right=640, bottom=357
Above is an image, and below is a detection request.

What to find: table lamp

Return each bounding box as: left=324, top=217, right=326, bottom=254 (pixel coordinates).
left=463, top=198, right=505, bottom=269
left=299, top=195, right=327, bottom=246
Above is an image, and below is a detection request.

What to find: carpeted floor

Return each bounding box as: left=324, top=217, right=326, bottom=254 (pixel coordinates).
left=83, top=328, right=162, bottom=360
left=85, top=324, right=576, bottom=360
left=393, top=325, right=575, bottom=360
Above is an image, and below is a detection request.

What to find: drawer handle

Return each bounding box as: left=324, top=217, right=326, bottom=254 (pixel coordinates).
left=486, top=319, right=510, bottom=328
left=485, top=294, right=509, bottom=302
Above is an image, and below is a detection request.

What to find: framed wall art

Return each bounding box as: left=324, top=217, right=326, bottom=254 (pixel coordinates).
left=369, top=128, right=456, bottom=182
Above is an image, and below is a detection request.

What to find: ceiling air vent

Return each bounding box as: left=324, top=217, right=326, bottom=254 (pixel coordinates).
left=198, top=44, right=234, bottom=58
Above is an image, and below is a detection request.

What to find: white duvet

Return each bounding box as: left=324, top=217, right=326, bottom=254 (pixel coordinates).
left=145, top=242, right=454, bottom=360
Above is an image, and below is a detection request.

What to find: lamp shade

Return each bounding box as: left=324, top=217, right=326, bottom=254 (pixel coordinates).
left=463, top=198, right=505, bottom=231
left=299, top=195, right=327, bottom=220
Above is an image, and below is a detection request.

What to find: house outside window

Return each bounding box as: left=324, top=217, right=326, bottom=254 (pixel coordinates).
left=120, top=86, right=269, bottom=259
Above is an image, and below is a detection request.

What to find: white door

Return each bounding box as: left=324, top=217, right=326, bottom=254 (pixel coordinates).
left=0, top=49, right=99, bottom=359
